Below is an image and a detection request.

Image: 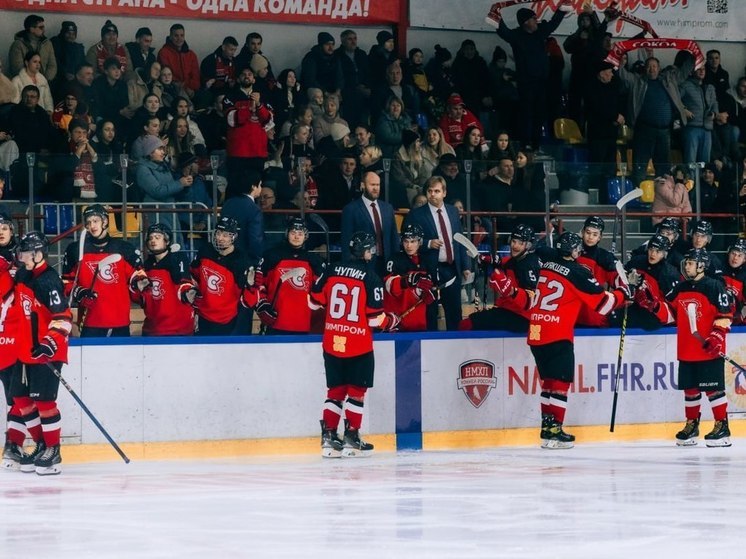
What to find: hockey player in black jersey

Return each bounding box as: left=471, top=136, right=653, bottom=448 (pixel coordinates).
left=722, top=239, right=746, bottom=325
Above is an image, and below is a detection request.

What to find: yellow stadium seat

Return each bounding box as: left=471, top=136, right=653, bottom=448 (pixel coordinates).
left=553, top=118, right=584, bottom=144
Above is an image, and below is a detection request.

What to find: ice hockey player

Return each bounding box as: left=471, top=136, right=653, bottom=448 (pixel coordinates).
left=130, top=223, right=196, bottom=336
left=723, top=239, right=746, bottom=325
left=191, top=215, right=255, bottom=336
left=528, top=231, right=629, bottom=449
left=684, top=220, right=723, bottom=277
left=309, top=231, right=400, bottom=458
left=250, top=217, right=325, bottom=335
left=625, top=234, right=681, bottom=329
left=63, top=204, right=142, bottom=337
left=459, top=223, right=538, bottom=332
left=383, top=223, right=435, bottom=332
left=631, top=217, right=686, bottom=269
left=7, top=232, right=72, bottom=475
left=637, top=248, right=733, bottom=446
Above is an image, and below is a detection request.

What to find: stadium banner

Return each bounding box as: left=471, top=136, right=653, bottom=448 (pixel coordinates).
left=0, top=0, right=400, bottom=25
left=410, top=0, right=744, bottom=43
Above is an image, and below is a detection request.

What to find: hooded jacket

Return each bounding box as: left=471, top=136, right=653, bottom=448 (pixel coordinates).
left=9, top=29, right=58, bottom=82
left=157, top=38, right=200, bottom=93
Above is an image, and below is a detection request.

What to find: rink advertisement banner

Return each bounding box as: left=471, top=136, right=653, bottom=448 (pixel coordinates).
left=0, top=0, right=400, bottom=25
left=410, top=0, right=744, bottom=42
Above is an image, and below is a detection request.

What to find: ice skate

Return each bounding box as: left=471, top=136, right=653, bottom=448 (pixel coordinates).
left=35, top=445, right=62, bottom=476
left=1, top=441, right=23, bottom=471
left=704, top=419, right=731, bottom=448
left=20, top=440, right=45, bottom=473
left=541, top=420, right=575, bottom=449
left=342, top=422, right=374, bottom=458
left=320, top=420, right=343, bottom=458
left=675, top=418, right=699, bottom=447
left=540, top=415, right=554, bottom=441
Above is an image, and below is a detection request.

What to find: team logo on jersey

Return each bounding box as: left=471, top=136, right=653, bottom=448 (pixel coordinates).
left=150, top=278, right=164, bottom=299
left=20, top=293, right=34, bottom=317
left=280, top=266, right=308, bottom=290
left=202, top=266, right=226, bottom=295
left=457, top=360, right=497, bottom=408
left=87, top=259, right=119, bottom=284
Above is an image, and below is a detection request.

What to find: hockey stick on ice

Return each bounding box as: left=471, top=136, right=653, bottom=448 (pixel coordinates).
left=67, top=228, right=87, bottom=308
left=611, top=188, right=643, bottom=256
left=686, top=303, right=746, bottom=375
left=399, top=275, right=457, bottom=319
left=79, top=253, right=123, bottom=329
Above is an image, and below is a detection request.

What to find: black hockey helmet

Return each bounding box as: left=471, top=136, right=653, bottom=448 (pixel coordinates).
left=648, top=234, right=671, bottom=252
left=83, top=204, right=108, bottom=224
left=583, top=215, right=605, bottom=232
left=0, top=211, right=13, bottom=230
left=215, top=215, right=239, bottom=235
left=147, top=222, right=172, bottom=244
left=556, top=231, right=582, bottom=258
left=692, top=219, right=713, bottom=238
left=728, top=239, right=746, bottom=255
left=681, top=247, right=709, bottom=278
left=286, top=216, right=308, bottom=236
left=511, top=223, right=535, bottom=244
left=349, top=231, right=376, bottom=258
left=656, top=217, right=681, bottom=236
left=401, top=223, right=424, bottom=243
left=16, top=230, right=48, bottom=256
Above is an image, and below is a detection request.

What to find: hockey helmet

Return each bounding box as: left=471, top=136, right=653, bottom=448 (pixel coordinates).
left=656, top=217, right=681, bottom=236
left=583, top=215, right=605, bottom=233
left=556, top=231, right=582, bottom=258
left=349, top=231, right=377, bottom=258
left=147, top=222, right=172, bottom=244
left=401, top=223, right=424, bottom=243
left=83, top=204, right=108, bottom=224
left=511, top=223, right=535, bottom=244
left=213, top=215, right=239, bottom=250
left=16, top=230, right=48, bottom=256
left=681, top=248, right=709, bottom=279
left=648, top=234, right=671, bottom=252
left=728, top=238, right=746, bottom=255
left=286, top=216, right=308, bottom=236
left=0, top=211, right=14, bottom=230
left=692, top=219, right=713, bottom=238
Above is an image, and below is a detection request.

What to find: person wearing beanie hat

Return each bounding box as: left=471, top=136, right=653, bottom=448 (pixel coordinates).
left=313, top=93, right=349, bottom=144
left=452, top=37, right=489, bottom=114
left=157, top=24, right=200, bottom=95
left=369, top=29, right=397, bottom=84
left=136, top=133, right=193, bottom=207
left=330, top=122, right=351, bottom=143
left=86, top=19, right=133, bottom=77
left=491, top=0, right=571, bottom=149
left=376, top=30, right=394, bottom=47
left=300, top=31, right=343, bottom=95
left=250, top=54, right=269, bottom=75
left=317, top=32, right=335, bottom=47
left=9, top=14, right=58, bottom=82
left=126, top=26, right=156, bottom=72
left=401, top=128, right=420, bottom=149
left=51, top=21, right=85, bottom=90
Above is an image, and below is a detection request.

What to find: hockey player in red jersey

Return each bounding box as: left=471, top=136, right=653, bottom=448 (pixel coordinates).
left=252, top=217, right=325, bottom=335
left=638, top=248, right=734, bottom=446
left=383, top=223, right=435, bottom=332
left=529, top=231, right=629, bottom=449
left=63, top=204, right=142, bottom=337
left=6, top=232, right=72, bottom=475
left=130, top=223, right=196, bottom=336
left=309, top=231, right=400, bottom=458
left=459, top=223, right=539, bottom=332
left=722, top=239, right=746, bottom=325
left=191, top=216, right=254, bottom=335
left=575, top=216, right=621, bottom=327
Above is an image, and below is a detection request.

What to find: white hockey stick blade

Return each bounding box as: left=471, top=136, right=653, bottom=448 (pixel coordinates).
left=616, top=188, right=644, bottom=211
left=461, top=272, right=475, bottom=286
left=98, top=253, right=122, bottom=267
left=453, top=233, right=480, bottom=258
left=686, top=303, right=700, bottom=336
left=280, top=267, right=305, bottom=282
left=170, top=243, right=182, bottom=253
left=440, top=275, right=457, bottom=289
left=77, top=228, right=87, bottom=260
left=614, top=260, right=630, bottom=288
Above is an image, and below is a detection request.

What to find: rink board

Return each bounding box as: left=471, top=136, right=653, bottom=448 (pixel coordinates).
left=56, top=328, right=746, bottom=456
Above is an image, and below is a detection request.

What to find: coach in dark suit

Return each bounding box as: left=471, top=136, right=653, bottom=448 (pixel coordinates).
left=403, top=175, right=472, bottom=330
left=340, top=170, right=399, bottom=276
left=221, top=169, right=265, bottom=262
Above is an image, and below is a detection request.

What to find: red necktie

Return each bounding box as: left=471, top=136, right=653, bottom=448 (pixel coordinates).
left=437, top=208, right=453, bottom=264
left=371, top=202, right=383, bottom=257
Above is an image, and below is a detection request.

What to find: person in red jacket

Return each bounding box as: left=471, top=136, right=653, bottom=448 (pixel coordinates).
left=157, top=23, right=200, bottom=97
left=438, top=93, right=485, bottom=148
left=6, top=232, right=72, bottom=475
left=130, top=223, right=196, bottom=336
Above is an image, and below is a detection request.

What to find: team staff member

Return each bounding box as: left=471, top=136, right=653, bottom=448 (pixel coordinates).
left=383, top=224, right=435, bottom=332
left=62, top=204, right=142, bottom=337
left=309, top=232, right=400, bottom=458
left=191, top=216, right=254, bottom=336
left=403, top=176, right=471, bottom=331
left=639, top=248, right=733, bottom=446
left=7, top=232, right=72, bottom=475
left=528, top=231, right=629, bottom=449
left=252, top=217, right=325, bottom=335
left=130, top=223, right=196, bottom=336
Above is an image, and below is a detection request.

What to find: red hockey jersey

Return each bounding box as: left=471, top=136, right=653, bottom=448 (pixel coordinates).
left=191, top=245, right=251, bottom=325
left=384, top=252, right=429, bottom=332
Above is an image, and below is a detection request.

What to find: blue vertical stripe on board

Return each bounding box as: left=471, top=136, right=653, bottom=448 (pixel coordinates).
left=394, top=339, right=422, bottom=450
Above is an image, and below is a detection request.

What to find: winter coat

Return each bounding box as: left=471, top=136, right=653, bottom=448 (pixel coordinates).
left=652, top=175, right=692, bottom=225
left=127, top=68, right=164, bottom=112
left=375, top=111, right=413, bottom=158
left=679, top=78, right=718, bottom=130
left=300, top=45, right=343, bottom=93
left=11, top=69, right=54, bottom=112
left=157, top=39, right=200, bottom=93
left=135, top=157, right=184, bottom=203
left=9, top=30, right=57, bottom=82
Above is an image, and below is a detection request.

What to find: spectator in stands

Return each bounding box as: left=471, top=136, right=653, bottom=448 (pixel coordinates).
left=354, top=124, right=373, bottom=154
left=712, top=82, right=740, bottom=164
left=127, top=59, right=163, bottom=115
left=168, top=96, right=206, bottom=152
left=286, top=123, right=315, bottom=164
left=66, top=119, right=99, bottom=201
left=92, top=57, right=132, bottom=133
left=165, top=116, right=198, bottom=168
left=375, top=96, right=413, bottom=159
left=65, top=63, right=97, bottom=118
left=488, top=130, right=517, bottom=161
left=312, top=93, right=348, bottom=144
left=12, top=52, right=54, bottom=113
left=223, top=67, right=273, bottom=198
left=0, top=59, right=16, bottom=106
left=157, top=24, right=200, bottom=97
left=491, top=3, right=569, bottom=149
left=52, top=90, right=91, bottom=135
left=692, top=164, right=720, bottom=216
left=130, top=93, right=168, bottom=144
left=196, top=93, right=227, bottom=152
left=439, top=93, right=484, bottom=148
left=680, top=65, right=718, bottom=164
left=618, top=52, right=693, bottom=182
left=652, top=174, right=692, bottom=226
left=455, top=125, right=488, bottom=181
left=157, top=65, right=189, bottom=108
left=480, top=155, right=513, bottom=217
left=358, top=144, right=384, bottom=178
left=200, top=36, right=238, bottom=96
left=730, top=77, right=746, bottom=143
left=236, top=33, right=274, bottom=80
left=451, top=39, right=489, bottom=117
left=704, top=49, right=730, bottom=100
left=221, top=168, right=264, bottom=262
left=90, top=119, right=124, bottom=203
left=391, top=128, right=430, bottom=208
left=173, top=151, right=212, bottom=229
left=411, top=192, right=427, bottom=209
left=422, top=126, right=454, bottom=171
left=368, top=30, right=397, bottom=85
left=250, top=54, right=276, bottom=102
left=9, top=15, right=57, bottom=83
left=273, top=69, right=302, bottom=131
left=279, top=104, right=314, bottom=144
left=336, top=29, right=371, bottom=126
left=424, top=44, right=454, bottom=104
left=50, top=21, right=84, bottom=97
left=86, top=20, right=133, bottom=77
left=259, top=185, right=285, bottom=247
left=435, top=153, right=469, bottom=206
left=130, top=115, right=164, bottom=160
left=301, top=32, right=343, bottom=96
left=125, top=27, right=156, bottom=73
left=317, top=151, right=360, bottom=234
left=371, top=60, right=420, bottom=126
left=487, top=46, right=518, bottom=137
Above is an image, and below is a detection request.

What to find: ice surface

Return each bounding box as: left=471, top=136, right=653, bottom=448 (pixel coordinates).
left=1, top=441, right=744, bottom=558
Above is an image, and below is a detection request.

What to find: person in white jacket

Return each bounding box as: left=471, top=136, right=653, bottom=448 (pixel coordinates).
left=11, top=51, right=53, bottom=112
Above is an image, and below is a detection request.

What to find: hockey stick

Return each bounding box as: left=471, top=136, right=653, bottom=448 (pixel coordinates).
left=79, top=253, right=123, bottom=329
left=453, top=232, right=479, bottom=258
left=67, top=228, right=87, bottom=308
left=399, top=275, right=457, bottom=319
left=609, top=259, right=635, bottom=432
left=259, top=267, right=306, bottom=334
left=611, top=188, right=643, bottom=256
left=686, top=303, right=746, bottom=375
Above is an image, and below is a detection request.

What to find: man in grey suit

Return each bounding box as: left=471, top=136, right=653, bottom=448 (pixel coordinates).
left=340, top=170, right=399, bottom=276
left=403, top=175, right=472, bottom=330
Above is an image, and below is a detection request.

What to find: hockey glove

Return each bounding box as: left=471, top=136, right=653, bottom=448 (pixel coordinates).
left=477, top=252, right=501, bottom=269
left=489, top=268, right=515, bottom=298
left=626, top=269, right=642, bottom=288
left=129, top=270, right=151, bottom=293
left=72, top=286, right=97, bottom=303
left=181, top=287, right=200, bottom=305
left=421, top=288, right=437, bottom=306
left=382, top=312, right=401, bottom=332
left=403, top=271, right=432, bottom=291
left=255, top=299, right=278, bottom=327
left=703, top=326, right=727, bottom=357
left=31, top=336, right=57, bottom=360
left=634, top=285, right=659, bottom=313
